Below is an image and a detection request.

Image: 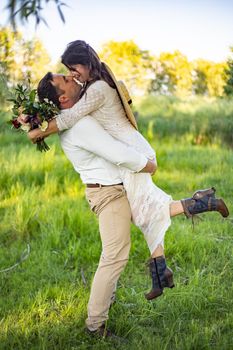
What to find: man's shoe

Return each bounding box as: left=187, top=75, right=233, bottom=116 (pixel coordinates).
left=181, top=187, right=229, bottom=218
left=145, top=256, right=175, bottom=301
left=86, top=324, right=116, bottom=339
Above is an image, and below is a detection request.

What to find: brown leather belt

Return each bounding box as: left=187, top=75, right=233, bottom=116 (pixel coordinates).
left=86, top=182, right=123, bottom=188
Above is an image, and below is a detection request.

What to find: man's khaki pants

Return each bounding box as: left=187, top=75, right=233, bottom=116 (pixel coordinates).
left=85, top=185, right=131, bottom=331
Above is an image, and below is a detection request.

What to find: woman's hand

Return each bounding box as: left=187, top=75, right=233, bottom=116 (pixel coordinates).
left=139, top=159, right=157, bottom=175
left=28, top=128, right=45, bottom=143
left=17, top=114, right=29, bottom=125
left=27, top=119, right=59, bottom=143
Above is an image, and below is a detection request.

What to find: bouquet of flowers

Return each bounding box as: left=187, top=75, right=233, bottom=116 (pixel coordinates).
left=9, top=84, right=59, bottom=152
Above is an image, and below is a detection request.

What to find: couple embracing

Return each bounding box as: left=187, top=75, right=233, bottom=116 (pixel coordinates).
left=23, top=40, right=229, bottom=337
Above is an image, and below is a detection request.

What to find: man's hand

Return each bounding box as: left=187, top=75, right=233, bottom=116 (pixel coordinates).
left=139, top=159, right=157, bottom=175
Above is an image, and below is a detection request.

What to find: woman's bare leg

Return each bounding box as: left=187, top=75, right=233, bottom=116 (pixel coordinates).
left=151, top=188, right=229, bottom=258
left=151, top=244, right=164, bottom=258
left=151, top=201, right=184, bottom=257
left=170, top=200, right=184, bottom=217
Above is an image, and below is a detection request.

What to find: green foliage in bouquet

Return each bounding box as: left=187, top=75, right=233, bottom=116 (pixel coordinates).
left=9, top=84, right=60, bottom=151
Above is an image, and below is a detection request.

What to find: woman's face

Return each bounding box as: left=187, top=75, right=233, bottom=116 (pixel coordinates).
left=69, top=64, right=91, bottom=83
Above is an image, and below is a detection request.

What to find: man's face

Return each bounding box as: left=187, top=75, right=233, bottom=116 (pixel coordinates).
left=51, top=74, right=81, bottom=108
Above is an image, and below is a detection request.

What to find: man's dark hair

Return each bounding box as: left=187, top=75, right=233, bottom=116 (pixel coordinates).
left=37, top=72, right=63, bottom=108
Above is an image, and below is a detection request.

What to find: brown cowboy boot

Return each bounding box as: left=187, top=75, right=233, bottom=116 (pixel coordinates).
left=145, top=256, right=175, bottom=301
left=181, top=187, right=229, bottom=218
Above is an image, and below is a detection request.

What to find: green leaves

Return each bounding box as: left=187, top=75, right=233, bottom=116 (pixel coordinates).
left=29, top=89, right=36, bottom=103
left=9, top=82, right=59, bottom=118
left=8, top=82, right=60, bottom=151
left=224, top=47, right=233, bottom=96
left=6, top=0, right=67, bottom=30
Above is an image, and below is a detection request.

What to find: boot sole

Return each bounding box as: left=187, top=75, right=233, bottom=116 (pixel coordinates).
left=145, top=283, right=175, bottom=301
left=145, top=289, right=163, bottom=301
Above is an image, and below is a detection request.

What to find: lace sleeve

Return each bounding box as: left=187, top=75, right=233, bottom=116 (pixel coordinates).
left=55, top=86, right=105, bottom=131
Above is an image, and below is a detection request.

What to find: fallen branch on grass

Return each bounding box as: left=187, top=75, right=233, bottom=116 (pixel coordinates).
left=0, top=244, right=30, bottom=273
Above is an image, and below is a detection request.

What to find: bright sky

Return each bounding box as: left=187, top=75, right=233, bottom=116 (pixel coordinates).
left=1, top=0, right=233, bottom=63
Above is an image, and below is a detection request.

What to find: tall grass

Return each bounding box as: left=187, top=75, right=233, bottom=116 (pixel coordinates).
left=0, top=98, right=232, bottom=349
left=135, top=96, right=233, bottom=147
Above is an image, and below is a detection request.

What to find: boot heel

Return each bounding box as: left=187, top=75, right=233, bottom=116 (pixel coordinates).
left=167, top=277, right=175, bottom=288
left=164, top=268, right=175, bottom=288
left=166, top=275, right=175, bottom=288
left=218, top=199, right=229, bottom=218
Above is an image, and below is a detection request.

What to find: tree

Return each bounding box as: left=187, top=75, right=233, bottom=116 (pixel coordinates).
left=224, top=47, right=233, bottom=96
left=192, top=59, right=209, bottom=95
left=149, top=53, right=226, bottom=97
left=20, top=38, right=52, bottom=82
left=0, top=27, right=22, bottom=78
left=55, top=61, right=69, bottom=75
left=0, top=70, right=9, bottom=105
left=193, top=59, right=226, bottom=97
left=0, top=27, right=22, bottom=103
left=148, top=56, right=173, bottom=95
left=5, top=0, right=67, bottom=29
left=0, top=26, right=52, bottom=105
left=206, top=62, right=226, bottom=97
left=99, top=40, right=153, bottom=94
left=149, top=51, right=193, bottom=97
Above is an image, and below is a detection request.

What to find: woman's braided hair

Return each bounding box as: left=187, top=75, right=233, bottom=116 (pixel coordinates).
left=61, top=40, right=115, bottom=98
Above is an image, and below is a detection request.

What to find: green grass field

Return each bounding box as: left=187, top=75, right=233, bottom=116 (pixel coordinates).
left=0, top=97, right=233, bottom=350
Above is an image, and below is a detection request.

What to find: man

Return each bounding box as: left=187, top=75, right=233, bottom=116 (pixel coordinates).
left=27, top=72, right=229, bottom=336
left=35, top=73, right=156, bottom=336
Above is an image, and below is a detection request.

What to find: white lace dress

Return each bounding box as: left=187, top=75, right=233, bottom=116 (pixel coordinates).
left=56, top=80, right=172, bottom=253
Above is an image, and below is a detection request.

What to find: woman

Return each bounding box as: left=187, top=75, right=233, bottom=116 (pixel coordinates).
left=29, top=40, right=229, bottom=300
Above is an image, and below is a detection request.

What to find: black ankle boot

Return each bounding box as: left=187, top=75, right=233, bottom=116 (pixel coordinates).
left=145, top=256, right=174, bottom=301
left=181, top=187, right=229, bottom=218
